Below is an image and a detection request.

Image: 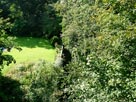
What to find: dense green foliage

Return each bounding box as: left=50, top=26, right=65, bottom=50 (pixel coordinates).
left=0, top=0, right=136, bottom=102
left=0, top=8, right=15, bottom=74
left=5, top=60, right=63, bottom=102
left=0, top=0, right=62, bottom=39
left=54, top=0, right=136, bottom=101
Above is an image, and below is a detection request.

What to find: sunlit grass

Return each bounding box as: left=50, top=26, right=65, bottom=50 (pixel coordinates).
left=2, top=37, right=56, bottom=75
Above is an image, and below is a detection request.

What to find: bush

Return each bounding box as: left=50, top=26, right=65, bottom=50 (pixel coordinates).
left=50, top=36, right=62, bottom=47
left=7, top=60, right=64, bottom=102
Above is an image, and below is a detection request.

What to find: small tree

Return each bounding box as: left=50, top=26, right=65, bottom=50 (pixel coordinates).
left=0, top=9, right=16, bottom=74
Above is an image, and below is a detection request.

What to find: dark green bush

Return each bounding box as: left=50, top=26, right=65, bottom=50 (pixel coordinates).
left=0, top=76, right=24, bottom=102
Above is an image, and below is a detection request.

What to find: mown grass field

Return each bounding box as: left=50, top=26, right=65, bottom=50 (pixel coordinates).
left=2, top=37, right=56, bottom=74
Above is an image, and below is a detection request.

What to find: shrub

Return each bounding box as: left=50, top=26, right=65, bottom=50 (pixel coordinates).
left=7, top=60, right=64, bottom=102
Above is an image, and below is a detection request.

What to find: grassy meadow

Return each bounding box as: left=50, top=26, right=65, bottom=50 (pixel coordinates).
left=2, top=37, right=56, bottom=75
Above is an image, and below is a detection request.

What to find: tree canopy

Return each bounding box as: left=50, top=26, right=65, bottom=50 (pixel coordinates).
left=54, top=0, right=136, bottom=101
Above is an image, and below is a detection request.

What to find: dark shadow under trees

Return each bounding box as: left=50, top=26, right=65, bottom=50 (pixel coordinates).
left=13, top=37, right=54, bottom=49
left=0, top=76, right=25, bottom=102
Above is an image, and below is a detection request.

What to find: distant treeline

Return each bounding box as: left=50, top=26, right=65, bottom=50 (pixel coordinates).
left=0, top=0, right=62, bottom=39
